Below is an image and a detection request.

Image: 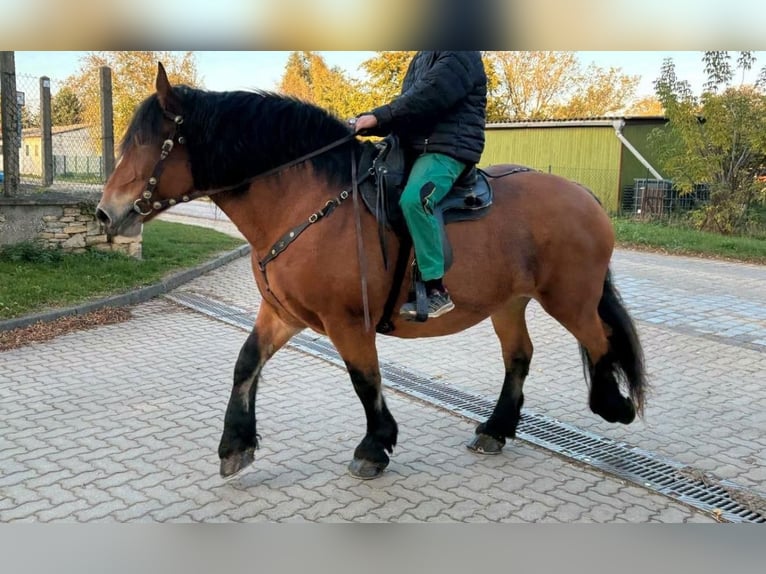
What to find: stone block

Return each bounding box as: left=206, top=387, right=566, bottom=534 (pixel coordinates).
left=86, top=234, right=108, bottom=246
left=111, top=235, right=141, bottom=244
left=63, top=225, right=88, bottom=234
left=62, top=234, right=86, bottom=249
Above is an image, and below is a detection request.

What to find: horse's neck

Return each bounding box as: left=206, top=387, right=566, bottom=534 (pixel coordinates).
left=210, top=170, right=334, bottom=253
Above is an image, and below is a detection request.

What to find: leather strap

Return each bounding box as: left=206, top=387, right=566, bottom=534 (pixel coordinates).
left=351, top=147, right=371, bottom=332
left=146, top=132, right=357, bottom=213
left=258, top=190, right=350, bottom=271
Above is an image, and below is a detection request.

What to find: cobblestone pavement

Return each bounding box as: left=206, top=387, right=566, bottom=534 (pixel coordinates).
left=0, top=298, right=713, bottom=523
left=2, top=214, right=762, bottom=522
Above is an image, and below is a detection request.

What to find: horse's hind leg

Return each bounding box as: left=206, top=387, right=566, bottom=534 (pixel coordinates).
left=574, top=313, right=637, bottom=424
left=468, top=298, right=533, bottom=455
left=539, top=281, right=641, bottom=425
left=218, top=303, right=301, bottom=478
left=326, top=326, right=398, bottom=480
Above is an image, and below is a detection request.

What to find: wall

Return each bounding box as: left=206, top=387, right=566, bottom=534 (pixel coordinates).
left=481, top=125, right=623, bottom=212
left=0, top=192, right=142, bottom=257
left=20, top=135, right=42, bottom=176
left=620, top=121, right=669, bottom=191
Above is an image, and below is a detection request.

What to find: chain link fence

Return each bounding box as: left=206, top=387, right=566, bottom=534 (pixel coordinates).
left=621, top=179, right=711, bottom=217
left=2, top=63, right=111, bottom=195
left=16, top=73, right=44, bottom=188
left=48, top=72, right=105, bottom=191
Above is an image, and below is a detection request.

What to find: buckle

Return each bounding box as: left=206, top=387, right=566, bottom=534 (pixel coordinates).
left=133, top=198, right=153, bottom=215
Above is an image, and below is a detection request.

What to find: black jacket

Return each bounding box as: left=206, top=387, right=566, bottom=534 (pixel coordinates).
left=369, top=51, right=487, bottom=165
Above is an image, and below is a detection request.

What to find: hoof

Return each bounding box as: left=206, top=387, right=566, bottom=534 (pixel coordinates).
left=220, top=447, right=255, bottom=480
left=467, top=433, right=505, bottom=455
left=348, top=458, right=388, bottom=480
left=592, top=397, right=636, bottom=424
left=618, top=403, right=636, bottom=424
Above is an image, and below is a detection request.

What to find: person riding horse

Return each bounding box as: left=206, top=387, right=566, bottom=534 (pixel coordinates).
left=354, top=51, right=488, bottom=319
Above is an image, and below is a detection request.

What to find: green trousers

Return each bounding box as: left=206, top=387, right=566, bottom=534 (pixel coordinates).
left=399, top=152, right=467, bottom=281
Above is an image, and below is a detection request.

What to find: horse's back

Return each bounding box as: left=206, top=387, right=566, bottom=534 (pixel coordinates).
left=447, top=164, right=615, bottom=294
left=480, top=164, right=614, bottom=254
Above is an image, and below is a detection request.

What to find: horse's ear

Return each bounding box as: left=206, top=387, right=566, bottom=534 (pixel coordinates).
left=155, top=62, right=179, bottom=112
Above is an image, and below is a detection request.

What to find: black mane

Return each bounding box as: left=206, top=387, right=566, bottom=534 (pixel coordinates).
left=121, top=86, right=359, bottom=190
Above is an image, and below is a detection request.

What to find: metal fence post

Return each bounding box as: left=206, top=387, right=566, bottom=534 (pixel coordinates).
left=1, top=51, right=19, bottom=196
left=40, top=76, right=53, bottom=187
left=99, top=66, right=115, bottom=182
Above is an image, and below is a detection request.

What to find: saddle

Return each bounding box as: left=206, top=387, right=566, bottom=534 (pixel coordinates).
left=356, top=135, right=494, bottom=330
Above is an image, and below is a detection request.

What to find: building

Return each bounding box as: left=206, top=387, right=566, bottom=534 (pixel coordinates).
left=480, top=116, right=668, bottom=213
left=18, top=123, right=101, bottom=180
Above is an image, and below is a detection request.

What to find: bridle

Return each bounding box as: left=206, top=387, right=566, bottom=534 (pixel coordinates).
left=132, top=110, right=187, bottom=216
left=132, top=109, right=357, bottom=216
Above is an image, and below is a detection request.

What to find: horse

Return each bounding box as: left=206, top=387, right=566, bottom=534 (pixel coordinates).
left=96, top=64, right=647, bottom=480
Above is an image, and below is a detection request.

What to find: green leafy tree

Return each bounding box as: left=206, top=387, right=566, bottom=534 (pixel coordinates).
left=51, top=86, right=83, bottom=126
left=650, top=52, right=766, bottom=234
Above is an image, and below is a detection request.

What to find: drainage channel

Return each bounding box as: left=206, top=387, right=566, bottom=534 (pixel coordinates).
left=167, top=291, right=766, bottom=524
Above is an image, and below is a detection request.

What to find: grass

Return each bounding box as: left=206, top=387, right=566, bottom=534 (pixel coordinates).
left=612, top=217, right=766, bottom=265
left=0, top=221, right=245, bottom=320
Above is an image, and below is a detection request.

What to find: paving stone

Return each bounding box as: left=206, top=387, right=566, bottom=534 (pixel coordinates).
left=1, top=246, right=759, bottom=523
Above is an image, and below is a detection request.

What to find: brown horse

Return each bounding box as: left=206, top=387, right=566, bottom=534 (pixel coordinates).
left=96, top=64, right=646, bottom=480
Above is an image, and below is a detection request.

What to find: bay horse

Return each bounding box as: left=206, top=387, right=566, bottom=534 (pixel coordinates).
left=96, top=64, right=647, bottom=480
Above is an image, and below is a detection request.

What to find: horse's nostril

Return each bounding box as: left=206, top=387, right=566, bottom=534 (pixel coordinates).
left=95, top=207, right=112, bottom=227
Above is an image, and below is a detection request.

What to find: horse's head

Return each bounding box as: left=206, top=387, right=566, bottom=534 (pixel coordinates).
left=96, top=63, right=195, bottom=236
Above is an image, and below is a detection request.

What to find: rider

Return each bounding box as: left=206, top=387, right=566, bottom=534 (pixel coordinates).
left=354, top=51, right=487, bottom=319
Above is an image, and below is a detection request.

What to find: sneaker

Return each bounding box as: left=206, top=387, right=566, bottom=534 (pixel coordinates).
left=400, top=289, right=455, bottom=319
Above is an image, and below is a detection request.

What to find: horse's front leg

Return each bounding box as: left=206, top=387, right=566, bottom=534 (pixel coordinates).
left=327, top=326, right=398, bottom=479
left=218, top=302, right=301, bottom=478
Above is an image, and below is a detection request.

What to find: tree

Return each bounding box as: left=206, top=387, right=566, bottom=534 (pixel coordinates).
left=51, top=86, right=83, bottom=126
left=279, top=51, right=314, bottom=102
left=483, top=52, right=639, bottom=121
left=553, top=65, right=640, bottom=118
left=278, top=51, right=368, bottom=121
left=484, top=51, right=579, bottom=120
left=650, top=52, right=766, bottom=233
left=359, top=51, right=416, bottom=108
left=626, top=95, right=664, bottom=117
left=20, top=105, right=39, bottom=129
left=63, top=51, right=199, bottom=148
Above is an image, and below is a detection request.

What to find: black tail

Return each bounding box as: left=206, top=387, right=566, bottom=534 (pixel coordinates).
left=580, top=269, right=648, bottom=416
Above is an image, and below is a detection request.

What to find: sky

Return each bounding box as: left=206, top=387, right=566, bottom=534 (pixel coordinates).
left=13, top=51, right=766, bottom=100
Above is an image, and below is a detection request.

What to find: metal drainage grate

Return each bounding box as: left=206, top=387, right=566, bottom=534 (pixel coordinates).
left=167, top=291, right=766, bottom=523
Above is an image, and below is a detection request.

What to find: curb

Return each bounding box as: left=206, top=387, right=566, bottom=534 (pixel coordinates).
left=0, top=244, right=251, bottom=332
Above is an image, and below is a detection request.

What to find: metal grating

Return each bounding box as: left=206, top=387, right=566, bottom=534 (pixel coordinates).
left=167, top=291, right=766, bottom=523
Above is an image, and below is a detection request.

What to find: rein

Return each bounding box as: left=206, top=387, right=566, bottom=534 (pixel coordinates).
left=135, top=109, right=372, bottom=331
